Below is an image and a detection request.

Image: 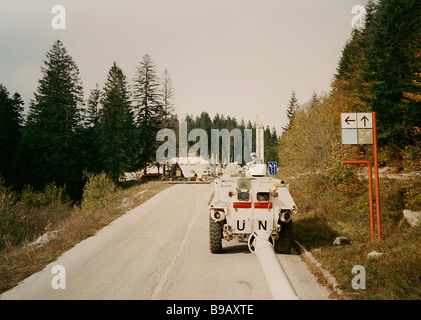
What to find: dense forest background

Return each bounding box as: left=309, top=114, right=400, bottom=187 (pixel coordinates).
left=0, top=40, right=279, bottom=201
left=1, top=0, right=420, bottom=203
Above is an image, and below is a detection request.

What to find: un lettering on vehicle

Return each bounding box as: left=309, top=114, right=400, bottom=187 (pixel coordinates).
left=253, top=218, right=273, bottom=232
left=254, top=210, right=274, bottom=232
left=231, top=218, right=273, bottom=233
left=232, top=218, right=252, bottom=233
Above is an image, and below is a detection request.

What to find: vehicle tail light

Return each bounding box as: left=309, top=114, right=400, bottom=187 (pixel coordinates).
left=233, top=202, right=252, bottom=209
left=254, top=202, right=273, bottom=209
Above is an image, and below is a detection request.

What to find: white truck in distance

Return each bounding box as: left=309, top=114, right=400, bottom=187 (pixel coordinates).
left=208, top=163, right=297, bottom=254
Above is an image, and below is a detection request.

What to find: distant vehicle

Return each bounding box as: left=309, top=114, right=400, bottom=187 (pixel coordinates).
left=208, top=163, right=297, bottom=254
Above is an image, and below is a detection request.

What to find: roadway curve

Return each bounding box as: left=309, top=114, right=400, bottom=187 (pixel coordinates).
left=0, top=184, right=331, bottom=300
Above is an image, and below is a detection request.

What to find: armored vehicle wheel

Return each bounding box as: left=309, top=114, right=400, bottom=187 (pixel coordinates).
left=209, top=216, right=223, bottom=253
left=274, top=221, right=293, bottom=254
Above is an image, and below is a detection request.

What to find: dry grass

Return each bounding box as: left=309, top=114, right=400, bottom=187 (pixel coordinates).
left=0, top=180, right=171, bottom=294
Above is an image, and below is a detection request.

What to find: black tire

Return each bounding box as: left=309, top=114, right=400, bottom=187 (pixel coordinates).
left=209, top=216, right=223, bottom=253
left=274, top=221, right=293, bottom=254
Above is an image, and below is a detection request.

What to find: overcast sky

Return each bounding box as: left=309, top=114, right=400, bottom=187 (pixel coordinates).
left=0, top=0, right=368, bottom=134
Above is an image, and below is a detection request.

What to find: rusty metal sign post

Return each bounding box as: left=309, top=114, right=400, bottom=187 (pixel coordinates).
left=340, top=112, right=382, bottom=241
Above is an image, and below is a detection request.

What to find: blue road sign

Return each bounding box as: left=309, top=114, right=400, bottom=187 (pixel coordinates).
left=268, top=161, right=278, bottom=175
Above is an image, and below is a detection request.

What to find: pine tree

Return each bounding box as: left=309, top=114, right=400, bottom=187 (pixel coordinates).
left=362, top=0, right=421, bottom=148
left=364, top=0, right=379, bottom=30
left=18, top=40, right=84, bottom=197
left=0, top=85, right=24, bottom=186
left=98, top=62, right=136, bottom=180
left=308, top=91, right=319, bottom=109
left=334, top=30, right=364, bottom=87
left=196, top=112, right=212, bottom=135
left=85, top=84, right=102, bottom=128
left=80, top=85, right=103, bottom=174
left=283, top=90, right=299, bottom=132
left=331, top=1, right=379, bottom=115
left=270, top=127, right=279, bottom=163
left=132, top=54, right=164, bottom=173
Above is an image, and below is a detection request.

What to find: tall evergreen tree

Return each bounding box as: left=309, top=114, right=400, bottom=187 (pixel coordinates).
left=84, top=84, right=102, bottom=129
left=364, top=0, right=379, bottom=30
left=196, top=111, right=212, bottom=136
left=334, top=30, right=363, bottom=86
left=98, top=62, right=136, bottom=180
left=308, top=91, right=320, bottom=109
left=283, top=90, right=299, bottom=132
left=132, top=54, right=164, bottom=173
left=262, top=126, right=279, bottom=163
left=0, top=85, right=24, bottom=186
left=81, top=85, right=103, bottom=174
left=17, top=40, right=84, bottom=198
left=362, top=0, right=421, bottom=148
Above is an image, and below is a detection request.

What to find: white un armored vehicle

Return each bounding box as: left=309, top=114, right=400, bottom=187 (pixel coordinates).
left=208, top=163, right=297, bottom=254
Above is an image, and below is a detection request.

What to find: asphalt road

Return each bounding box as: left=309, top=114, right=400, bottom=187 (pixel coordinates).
left=0, top=184, right=331, bottom=300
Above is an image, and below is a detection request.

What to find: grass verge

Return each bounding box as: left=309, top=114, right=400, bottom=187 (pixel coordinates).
left=290, top=174, right=421, bottom=300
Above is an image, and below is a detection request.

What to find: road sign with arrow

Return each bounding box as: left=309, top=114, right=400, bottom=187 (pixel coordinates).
left=341, top=113, right=357, bottom=129
left=340, top=112, right=381, bottom=241
left=341, top=113, right=373, bottom=144
left=357, top=113, right=373, bottom=128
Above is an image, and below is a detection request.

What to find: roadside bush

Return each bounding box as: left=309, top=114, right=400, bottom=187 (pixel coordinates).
left=82, top=172, right=117, bottom=212
left=21, top=183, right=70, bottom=208
left=19, top=183, right=72, bottom=236
left=382, top=177, right=421, bottom=213
left=401, top=145, right=421, bottom=171
left=0, top=181, right=28, bottom=250
left=402, top=178, right=421, bottom=211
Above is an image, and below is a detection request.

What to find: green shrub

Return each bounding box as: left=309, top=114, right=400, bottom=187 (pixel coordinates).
left=21, top=184, right=69, bottom=208
left=17, top=184, right=72, bottom=239
left=0, top=182, right=28, bottom=250
left=381, top=177, right=421, bottom=212
left=402, top=145, right=421, bottom=170
left=402, top=178, right=421, bottom=211
left=82, top=172, right=117, bottom=212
